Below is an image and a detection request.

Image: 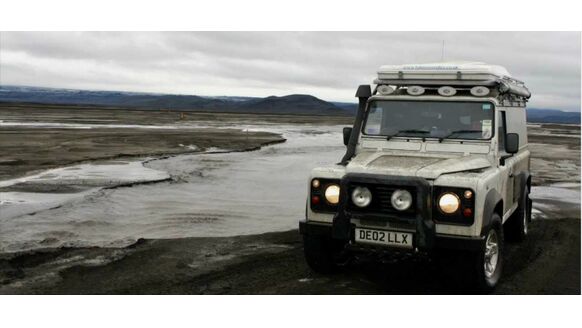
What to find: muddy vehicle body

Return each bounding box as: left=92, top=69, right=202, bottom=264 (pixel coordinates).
left=300, top=62, right=532, bottom=289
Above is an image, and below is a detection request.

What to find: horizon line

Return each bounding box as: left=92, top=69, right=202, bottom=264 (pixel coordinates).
left=1, top=83, right=580, bottom=112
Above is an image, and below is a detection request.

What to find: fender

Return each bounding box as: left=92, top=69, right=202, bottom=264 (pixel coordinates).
left=513, top=171, right=531, bottom=204
left=481, top=188, right=503, bottom=236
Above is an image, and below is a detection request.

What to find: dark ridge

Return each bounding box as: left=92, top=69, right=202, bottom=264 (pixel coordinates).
left=1, top=86, right=579, bottom=122
left=526, top=108, right=580, bottom=124
left=0, top=85, right=353, bottom=116
left=238, top=94, right=350, bottom=115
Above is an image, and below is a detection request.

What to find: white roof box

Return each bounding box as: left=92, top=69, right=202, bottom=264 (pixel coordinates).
left=375, top=62, right=530, bottom=98
left=377, top=62, right=514, bottom=82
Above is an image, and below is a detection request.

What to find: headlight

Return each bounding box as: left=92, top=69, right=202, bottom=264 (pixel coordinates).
left=438, top=192, right=460, bottom=214
left=351, top=186, right=372, bottom=208
left=324, top=184, right=340, bottom=205
left=391, top=189, right=412, bottom=211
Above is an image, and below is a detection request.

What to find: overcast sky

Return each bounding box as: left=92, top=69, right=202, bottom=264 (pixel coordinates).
left=0, top=32, right=580, bottom=111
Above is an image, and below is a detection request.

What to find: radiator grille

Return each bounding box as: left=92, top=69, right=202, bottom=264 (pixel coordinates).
left=347, top=183, right=416, bottom=218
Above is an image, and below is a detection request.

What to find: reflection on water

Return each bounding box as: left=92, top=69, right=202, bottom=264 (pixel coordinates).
left=530, top=184, right=581, bottom=220
left=0, top=124, right=345, bottom=252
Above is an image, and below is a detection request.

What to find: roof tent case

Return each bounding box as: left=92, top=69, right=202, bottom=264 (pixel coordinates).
left=375, top=62, right=531, bottom=98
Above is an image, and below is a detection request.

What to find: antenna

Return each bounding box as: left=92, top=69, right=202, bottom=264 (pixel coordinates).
left=441, top=40, right=445, bottom=62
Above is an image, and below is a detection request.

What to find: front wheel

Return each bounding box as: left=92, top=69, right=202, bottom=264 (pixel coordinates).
left=472, top=217, right=504, bottom=290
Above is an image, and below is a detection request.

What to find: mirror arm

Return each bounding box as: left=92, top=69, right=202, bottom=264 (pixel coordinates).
left=499, top=153, right=513, bottom=166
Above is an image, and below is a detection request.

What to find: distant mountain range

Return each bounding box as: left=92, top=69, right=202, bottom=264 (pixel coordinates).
left=0, top=85, right=351, bottom=116
left=525, top=108, right=580, bottom=124
left=0, top=85, right=579, bottom=123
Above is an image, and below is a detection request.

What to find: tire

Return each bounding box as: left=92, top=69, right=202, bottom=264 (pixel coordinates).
left=472, top=216, right=504, bottom=291
left=435, top=217, right=504, bottom=291
left=506, top=186, right=530, bottom=242
left=303, top=234, right=346, bottom=274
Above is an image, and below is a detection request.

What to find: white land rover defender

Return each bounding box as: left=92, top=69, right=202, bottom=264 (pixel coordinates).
left=299, top=62, right=532, bottom=290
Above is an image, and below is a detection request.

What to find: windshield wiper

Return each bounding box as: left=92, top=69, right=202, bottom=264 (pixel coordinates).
left=439, top=129, right=483, bottom=142
left=386, top=129, right=430, bottom=140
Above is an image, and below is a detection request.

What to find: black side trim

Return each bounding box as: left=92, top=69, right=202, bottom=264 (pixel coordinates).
left=481, top=189, right=502, bottom=236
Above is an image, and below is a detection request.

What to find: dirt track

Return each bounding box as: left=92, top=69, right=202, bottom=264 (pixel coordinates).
left=0, top=218, right=578, bottom=294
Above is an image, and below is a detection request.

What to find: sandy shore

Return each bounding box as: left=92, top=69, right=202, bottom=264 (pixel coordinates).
left=0, top=104, right=579, bottom=294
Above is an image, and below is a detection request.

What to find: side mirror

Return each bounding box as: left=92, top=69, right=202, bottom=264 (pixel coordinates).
left=343, top=127, right=352, bottom=146
left=505, top=133, right=519, bottom=154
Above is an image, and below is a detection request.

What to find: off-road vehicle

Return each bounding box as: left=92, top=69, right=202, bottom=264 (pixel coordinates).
left=299, top=62, right=532, bottom=290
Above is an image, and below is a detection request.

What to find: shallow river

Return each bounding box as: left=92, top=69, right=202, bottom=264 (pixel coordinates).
left=0, top=124, right=345, bottom=251
left=0, top=123, right=579, bottom=252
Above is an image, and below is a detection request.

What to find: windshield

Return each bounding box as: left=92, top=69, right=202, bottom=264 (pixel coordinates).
left=363, top=100, right=494, bottom=140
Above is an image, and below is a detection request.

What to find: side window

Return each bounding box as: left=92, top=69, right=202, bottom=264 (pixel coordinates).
left=498, top=111, right=507, bottom=152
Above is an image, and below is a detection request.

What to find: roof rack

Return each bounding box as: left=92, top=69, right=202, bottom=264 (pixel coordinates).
left=374, top=62, right=530, bottom=99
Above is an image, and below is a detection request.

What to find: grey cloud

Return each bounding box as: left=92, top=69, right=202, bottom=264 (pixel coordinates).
left=0, top=31, right=579, bottom=111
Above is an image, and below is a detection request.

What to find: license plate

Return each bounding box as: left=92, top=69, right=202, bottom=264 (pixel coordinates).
left=355, top=228, right=413, bottom=249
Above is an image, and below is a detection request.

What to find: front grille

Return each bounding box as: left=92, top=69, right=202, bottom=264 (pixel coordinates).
left=347, top=183, right=416, bottom=218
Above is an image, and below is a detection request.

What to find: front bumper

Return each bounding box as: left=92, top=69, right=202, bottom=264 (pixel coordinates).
left=300, top=220, right=483, bottom=251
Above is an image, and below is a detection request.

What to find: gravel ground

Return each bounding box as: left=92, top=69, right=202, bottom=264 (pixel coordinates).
left=0, top=218, right=578, bottom=294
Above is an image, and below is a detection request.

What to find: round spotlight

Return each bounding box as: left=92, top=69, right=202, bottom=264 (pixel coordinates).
left=324, top=184, right=340, bottom=205
left=438, top=86, right=457, bottom=97
left=438, top=192, right=461, bottom=214
left=351, top=186, right=372, bottom=208
left=470, top=86, right=490, bottom=97
left=378, top=85, right=395, bottom=95
left=391, top=189, right=413, bottom=211
left=463, top=190, right=473, bottom=199
left=407, top=86, right=425, bottom=96
left=312, top=179, right=320, bottom=188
